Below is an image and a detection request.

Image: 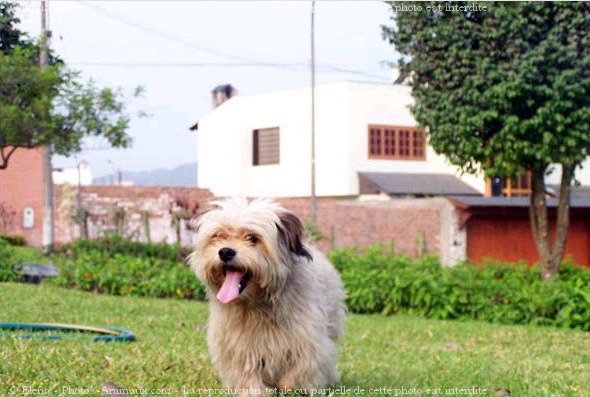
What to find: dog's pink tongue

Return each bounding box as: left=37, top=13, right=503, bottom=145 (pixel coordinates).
left=217, top=270, right=244, bottom=304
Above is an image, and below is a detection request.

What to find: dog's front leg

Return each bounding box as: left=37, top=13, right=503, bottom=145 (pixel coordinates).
left=277, top=359, right=338, bottom=394
left=234, top=374, right=268, bottom=397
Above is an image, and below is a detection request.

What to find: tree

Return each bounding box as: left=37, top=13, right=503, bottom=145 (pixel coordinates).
left=0, top=2, right=132, bottom=170
left=383, top=2, right=590, bottom=279
left=0, top=2, right=26, bottom=53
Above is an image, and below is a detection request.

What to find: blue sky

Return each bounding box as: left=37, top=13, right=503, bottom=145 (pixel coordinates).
left=16, top=1, right=397, bottom=178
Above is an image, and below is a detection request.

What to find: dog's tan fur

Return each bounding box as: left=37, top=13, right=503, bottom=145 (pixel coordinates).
left=189, top=198, right=346, bottom=393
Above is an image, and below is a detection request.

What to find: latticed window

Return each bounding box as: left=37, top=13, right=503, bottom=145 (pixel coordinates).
left=367, top=125, right=426, bottom=160
left=253, top=127, right=280, bottom=166
left=369, top=128, right=382, bottom=156
left=503, top=172, right=533, bottom=197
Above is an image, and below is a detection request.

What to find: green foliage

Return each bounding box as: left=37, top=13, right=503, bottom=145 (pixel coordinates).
left=0, top=238, right=47, bottom=281
left=0, top=2, right=27, bottom=54
left=0, top=233, right=26, bottom=246
left=304, top=218, right=324, bottom=242
left=0, top=2, right=133, bottom=170
left=56, top=235, right=190, bottom=261
left=330, top=245, right=590, bottom=331
left=383, top=2, right=590, bottom=178
left=53, top=251, right=205, bottom=300
left=53, top=236, right=203, bottom=300
left=0, top=239, right=18, bottom=281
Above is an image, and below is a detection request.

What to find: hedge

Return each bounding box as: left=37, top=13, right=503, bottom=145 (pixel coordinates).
left=3, top=238, right=590, bottom=331
left=329, top=245, right=590, bottom=331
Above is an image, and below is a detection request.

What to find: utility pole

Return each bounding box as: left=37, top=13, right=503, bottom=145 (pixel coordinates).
left=310, top=0, right=317, bottom=224
left=40, top=0, right=54, bottom=252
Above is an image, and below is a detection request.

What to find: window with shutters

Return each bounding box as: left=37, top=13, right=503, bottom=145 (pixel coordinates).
left=253, top=127, right=280, bottom=166
left=367, top=125, right=426, bottom=160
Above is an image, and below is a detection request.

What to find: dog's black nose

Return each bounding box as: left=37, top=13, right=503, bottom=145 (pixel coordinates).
left=218, top=247, right=236, bottom=262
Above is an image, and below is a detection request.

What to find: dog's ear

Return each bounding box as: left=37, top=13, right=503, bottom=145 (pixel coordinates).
left=276, top=212, right=312, bottom=261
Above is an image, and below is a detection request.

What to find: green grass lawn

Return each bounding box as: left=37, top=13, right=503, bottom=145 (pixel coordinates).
left=1, top=283, right=590, bottom=396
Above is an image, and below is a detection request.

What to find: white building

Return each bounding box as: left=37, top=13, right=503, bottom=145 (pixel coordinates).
left=193, top=81, right=485, bottom=198
left=52, top=165, right=92, bottom=186
left=192, top=81, right=590, bottom=198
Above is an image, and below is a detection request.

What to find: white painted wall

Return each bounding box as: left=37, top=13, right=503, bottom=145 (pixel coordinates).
left=345, top=82, right=486, bottom=193
left=53, top=166, right=92, bottom=186
left=545, top=159, right=590, bottom=186
left=196, top=82, right=488, bottom=197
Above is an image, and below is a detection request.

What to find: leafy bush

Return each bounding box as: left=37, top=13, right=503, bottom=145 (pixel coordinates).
left=56, top=235, right=191, bottom=262
left=0, top=239, right=49, bottom=282
left=330, top=245, right=590, bottom=331
left=53, top=249, right=204, bottom=300
left=0, top=234, right=26, bottom=246
left=9, top=237, right=590, bottom=332
left=0, top=239, right=18, bottom=282
left=1, top=236, right=204, bottom=300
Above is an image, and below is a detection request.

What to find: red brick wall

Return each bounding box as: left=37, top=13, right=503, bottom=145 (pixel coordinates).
left=1, top=152, right=446, bottom=256
left=276, top=197, right=444, bottom=257
left=52, top=187, right=445, bottom=257
left=0, top=148, right=45, bottom=247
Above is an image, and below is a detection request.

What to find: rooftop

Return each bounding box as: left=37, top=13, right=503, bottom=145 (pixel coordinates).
left=358, top=172, right=481, bottom=196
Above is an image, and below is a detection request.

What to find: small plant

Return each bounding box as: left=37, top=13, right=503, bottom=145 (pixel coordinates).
left=304, top=219, right=324, bottom=242
left=140, top=210, right=151, bottom=243
left=113, top=206, right=127, bottom=236
left=169, top=199, right=200, bottom=245
left=0, top=234, right=26, bottom=246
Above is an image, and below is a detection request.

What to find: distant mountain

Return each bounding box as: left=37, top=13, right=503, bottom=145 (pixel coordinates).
left=94, top=162, right=198, bottom=187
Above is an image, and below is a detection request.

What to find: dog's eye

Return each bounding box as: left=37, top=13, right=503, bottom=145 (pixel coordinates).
left=245, top=234, right=258, bottom=244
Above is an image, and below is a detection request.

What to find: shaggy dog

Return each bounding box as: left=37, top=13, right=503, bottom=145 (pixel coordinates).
left=189, top=198, right=346, bottom=394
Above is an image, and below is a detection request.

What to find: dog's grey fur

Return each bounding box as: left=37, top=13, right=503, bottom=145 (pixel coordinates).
left=189, top=198, right=346, bottom=393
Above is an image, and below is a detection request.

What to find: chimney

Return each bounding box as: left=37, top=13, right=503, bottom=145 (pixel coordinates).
left=211, top=84, right=237, bottom=108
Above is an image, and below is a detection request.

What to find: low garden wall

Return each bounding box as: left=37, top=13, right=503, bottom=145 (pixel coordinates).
left=53, top=185, right=463, bottom=262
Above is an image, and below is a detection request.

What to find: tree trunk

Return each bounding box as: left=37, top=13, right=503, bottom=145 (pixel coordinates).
left=550, top=164, right=574, bottom=276
left=529, top=164, right=574, bottom=280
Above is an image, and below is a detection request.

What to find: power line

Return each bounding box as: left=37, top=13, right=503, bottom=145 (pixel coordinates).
left=75, top=0, right=391, bottom=82
left=70, top=61, right=305, bottom=68
left=76, top=0, right=294, bottom=66
left=69, top=61, right=391, bottom=81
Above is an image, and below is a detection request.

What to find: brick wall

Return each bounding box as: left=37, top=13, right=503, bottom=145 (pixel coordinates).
left=0, top=180, right=456, bottom=262
left=54, top=185, right=213, bottom=245
left=0, top=148, right=46, bottom=247
left=276, top=197, right=448, bottom=257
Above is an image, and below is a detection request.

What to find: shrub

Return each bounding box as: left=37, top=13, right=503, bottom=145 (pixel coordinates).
left=0, top=234, right=26, bottom=246
left=0, top=239, right=48, bottom=282
left=53, top=250, right=205, bottom=300
left=330, top=245, right=590, bottom=331
left=56, top=235, right=191, bottom=262
left=0, top=239, right=18, bottom=282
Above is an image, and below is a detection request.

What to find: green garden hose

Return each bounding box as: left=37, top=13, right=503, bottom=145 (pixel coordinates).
left=0, top=322, right=135, bottom=342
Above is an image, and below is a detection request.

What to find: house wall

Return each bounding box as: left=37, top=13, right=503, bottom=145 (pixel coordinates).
left=346, top=83, right=486, bottom=194
left=197, top=83, right=353, bottom=198
left=196, top=82, right=487, bottom=198
left=544, top=160, right=590, bottom=186
left=0, top=148, right=46, bottom=247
